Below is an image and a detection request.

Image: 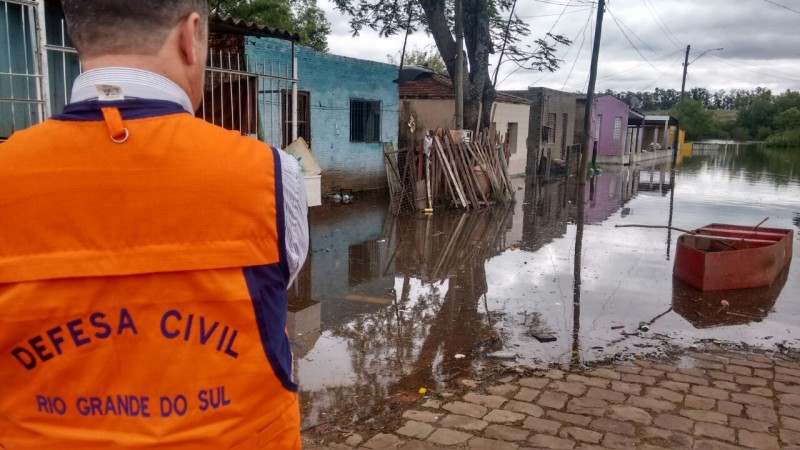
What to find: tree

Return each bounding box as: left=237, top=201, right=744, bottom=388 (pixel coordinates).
left=209, top=0, right=331, bottom=53
left=387, top=46, right=447, bottom=73
left=670, top=98, right=720, bottom=141
left=332, top=0, right=570, bottom=131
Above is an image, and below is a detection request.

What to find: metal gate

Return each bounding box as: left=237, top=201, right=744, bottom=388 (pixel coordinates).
left=0, top=0, right=48, bottom=139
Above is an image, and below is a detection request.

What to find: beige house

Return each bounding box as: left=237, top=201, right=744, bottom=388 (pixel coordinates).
left=398, top=69, right=532, bottom=176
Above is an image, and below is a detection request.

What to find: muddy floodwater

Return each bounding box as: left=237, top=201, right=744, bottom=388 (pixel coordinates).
left=290, top=143, right=800, bottom=429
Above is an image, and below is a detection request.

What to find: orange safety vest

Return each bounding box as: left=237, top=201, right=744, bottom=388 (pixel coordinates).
left=0, top=99, right=300, bottom=449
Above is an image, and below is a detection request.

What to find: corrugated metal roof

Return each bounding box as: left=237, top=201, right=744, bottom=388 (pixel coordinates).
left=209, top=14, right=300, bottom=42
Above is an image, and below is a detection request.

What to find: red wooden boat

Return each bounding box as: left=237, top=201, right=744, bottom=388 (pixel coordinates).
left=673, top=223, right=794, bottom=291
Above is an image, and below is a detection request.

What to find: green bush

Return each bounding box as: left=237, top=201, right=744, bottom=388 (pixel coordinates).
left=765, top=128, right=800, bottom=147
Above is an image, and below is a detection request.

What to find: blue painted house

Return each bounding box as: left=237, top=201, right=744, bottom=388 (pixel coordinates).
left=245, top=37, right=398, bottom=193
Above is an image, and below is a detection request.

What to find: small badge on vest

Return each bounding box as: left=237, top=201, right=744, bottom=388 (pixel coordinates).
left=96, top=84, right=125, bottom=101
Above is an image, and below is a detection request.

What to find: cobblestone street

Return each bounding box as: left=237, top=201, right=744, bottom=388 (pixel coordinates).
left=304, top=351, right=800, bottom=449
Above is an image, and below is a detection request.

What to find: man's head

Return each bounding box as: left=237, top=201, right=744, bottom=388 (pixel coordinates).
left=62, top=0, right=209, bottom=110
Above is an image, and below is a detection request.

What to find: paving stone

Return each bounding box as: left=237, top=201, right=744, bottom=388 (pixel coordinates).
left=644, top=427, right=694, bottom=447
left=551, top=381, right=588, bottom=397
left=774, top=380, right=800, bottom=394
left=628, top=395, right=677, bottom=412
left=488, top=384, right=520, bottom=398
left=443, top=401, right=488, bottom=419
left=738, top=429, right=780, bottom=450
left=776, top=373, right=800, bottom=385
left=602, top=432, right=637, bottom=448
left=646, top=387, right=684, bottom=403
left=484, top=424, right=530, bottom=442
left=754, top=369, right=773, bottom=379
left=777, top=361, right=800, bottom=370
left=694, top=422, right=735, bottom=442
left=566, top=397, right=608, bottom=417
left=725, top=364, right=753, bottom=376
left=736, top=376, right=768, bottom=387
left=781, top=394, right=800, bottom=406
left=522, top=416, right=561, bottom=435
left=397, top=421, right=436, bottom=440
left=746, top=387, right=773, bottom=397
left=747, top=354, right=773, bottom=364
left=728, top=358, right=771, bottom=369
left=685, top=394, right=716, bottom=410
left=783, top=405, right=800, bottom=419
left=537, top=391, right=569, bottom=410
left=666, top=372, right=709, bottom=386
left=514, top=388, right=540, bottom=402
left=558, top=427, right=602, bottom=444
left=615, top=365, right=641, bottom=375
left=781, top=428, right=800, bottom=445
left=461, top=379, right=481, bottom=388
left=693, top=439, right=742, bottom=450
left=586, top=387, right=626, bottom=403
left=716, top=401, right=743, bottom=417
left=730, top=393, right=774, bottom=407
left=611, top=381, right=642, bottom=396
left=607, top=405, right=653, bottom=424
left=422, top=400, right=442, bottom=409
left=504, top=400, right=544, bottom=418
left=544, top=370, right=566, bottom=380
left=403, top=410, right=441, bottom=423
left=426, top=428, right=472, bottom=446
left=566, top=374, right=609, bottom=388
left=519, top=377, right=550, bottom=390
left=729, top=416, right=773, bottom=433
left=652, top=364, right=678, bottom=373
left=440, top=414, right=489, bottom=431
left=777, top=366, right=800, bottom=377
left=678, top=367, right=707, bottom=378
left=587, top=368, right=621, bottom=380
left=784, top=415, right=800, bottom=432
left=745, top=405, right=778, bottom=424
left=484, top=409, right=526, bottom=424
left=679, top=409, right=728, bottom=425
left=653, top=413, right=694, bottom=432
left=621, top=374, right=656, bottom=385
left=499, top=376, right=515, bottom=384
left=657, top=380, right=691, bottom=393
left=467, top=437, right=518, bottom=450
left=589, top=417, right=635, bottom=436
left=345, top=434, right=364, bottom=447
left=528, top=434, right=575, bottom=449
left=707, top=371, right=735, bottom=382
left=364, top=433, right=405, bottom=449
left=693, top=360, right=726, bottom=371
left=712, top=381, right=740, bottom=392
left=546, top=411, right=592, bottom=427
left=464, top=393, right=507, bottom=409
left=692, top=386, right=730, bottom=401
left=688, top=353, right=729, bottom=365
left=641, top=369, right=666, bottom=377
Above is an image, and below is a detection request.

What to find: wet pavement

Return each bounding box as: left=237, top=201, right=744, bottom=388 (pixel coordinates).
left=292, top=143, right=800, bottom=435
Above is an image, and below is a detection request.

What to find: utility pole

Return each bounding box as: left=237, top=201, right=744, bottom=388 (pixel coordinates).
left=672, top=44, right=691, bottom=167
left=578, top=0, right=605, bottom=185
left=454, top=0, right=464, bottom=130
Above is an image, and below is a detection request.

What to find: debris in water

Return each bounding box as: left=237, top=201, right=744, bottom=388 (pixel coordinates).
left=486, top=351, right=518, bottom=359
left=720, top=300, right=730, bottom=307
left=530, top=330, right=557, bottom=343
left=454, top=354, right=466, bottom=359
left=611, top=325, right=624, bottom=330
left=418, top=387, right=427, bottom=395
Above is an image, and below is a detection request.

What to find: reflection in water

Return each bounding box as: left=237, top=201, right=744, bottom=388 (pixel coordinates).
left=673, top=265, right=791, bottom=329
left=295, top=144, right=800, bottom=430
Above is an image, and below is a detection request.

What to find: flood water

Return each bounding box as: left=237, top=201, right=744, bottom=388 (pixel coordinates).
left=292, top=143, right=800, bottom=429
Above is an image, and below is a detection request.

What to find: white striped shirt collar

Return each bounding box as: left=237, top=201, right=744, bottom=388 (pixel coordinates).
left=70, top=67, right=194, bottom=114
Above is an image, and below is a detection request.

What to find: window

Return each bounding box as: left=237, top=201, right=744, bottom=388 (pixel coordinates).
left=547, top=113, right=557, bottom=143
left=282, top=90, right=311, bottom=148
left=507, top=122, right=519, bottom=154
left=350, top=99, right=381, bottom=143
left=613, top=116, right=623, bottom=140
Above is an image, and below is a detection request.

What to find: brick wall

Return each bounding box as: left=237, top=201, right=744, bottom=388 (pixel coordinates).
left=245, top=38, right=399, bottom=193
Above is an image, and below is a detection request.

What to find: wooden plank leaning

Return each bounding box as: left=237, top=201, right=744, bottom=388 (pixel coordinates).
left=434, top=136, right=468, bottom=208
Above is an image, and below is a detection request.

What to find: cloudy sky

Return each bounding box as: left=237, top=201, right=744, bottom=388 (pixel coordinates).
left=319, top=0, right=800, bottom=94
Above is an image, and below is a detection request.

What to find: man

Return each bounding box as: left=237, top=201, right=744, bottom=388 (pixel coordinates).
left=0, top=1, right=308, bottom=448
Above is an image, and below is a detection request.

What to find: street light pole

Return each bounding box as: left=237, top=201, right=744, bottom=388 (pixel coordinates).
left=671, top=46, right=723, bottom=166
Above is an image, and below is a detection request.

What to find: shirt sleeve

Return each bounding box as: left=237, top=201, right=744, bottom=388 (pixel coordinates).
left=277, top=149, right=309, bottom=287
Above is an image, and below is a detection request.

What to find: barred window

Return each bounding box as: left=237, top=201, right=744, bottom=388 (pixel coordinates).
left=547, top=113, right=557, bottom=143
left=350, top=99, right=381, bottom=143
left=613, top=116, right=622, bottom=140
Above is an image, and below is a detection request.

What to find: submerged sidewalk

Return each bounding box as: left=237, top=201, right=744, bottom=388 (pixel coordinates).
left=304, top=350, right=800, bottom=449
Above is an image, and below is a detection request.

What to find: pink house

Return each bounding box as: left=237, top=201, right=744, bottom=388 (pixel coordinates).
left=575, top=94, right=645, bottom=165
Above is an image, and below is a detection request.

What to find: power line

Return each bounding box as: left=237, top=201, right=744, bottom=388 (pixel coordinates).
left=562, top=5, right=596, bottom=90
left=597, top=48, right=684, bottom=83
left=640, top=52, right=686, bottom=90
left=604, top=6, right=665, bottom=74
left=762, top=0, right=800, bottom=15
left=708, top=54, right=800, bottom=83
left=517, top=7, right=592, bottom=20
left=642, top=0, right=683, bottom=49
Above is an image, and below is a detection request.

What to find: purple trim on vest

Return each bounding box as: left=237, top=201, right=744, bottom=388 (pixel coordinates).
left=54, top=99, right=188, bottom=121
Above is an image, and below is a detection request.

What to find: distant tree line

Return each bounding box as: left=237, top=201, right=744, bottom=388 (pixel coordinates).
left=601, top=87, right=800, bottom=146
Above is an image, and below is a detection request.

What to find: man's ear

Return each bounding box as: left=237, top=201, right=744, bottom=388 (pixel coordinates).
left=178, top=12, right=202, bottom=66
